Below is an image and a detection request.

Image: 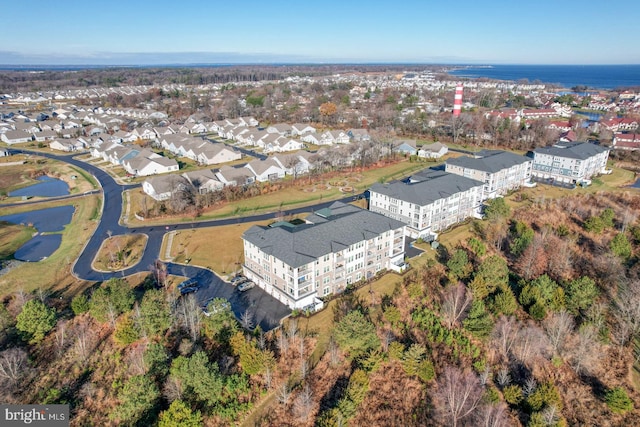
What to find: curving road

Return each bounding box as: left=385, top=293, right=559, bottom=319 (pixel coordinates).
left=8, top=149, right=360, bottom=329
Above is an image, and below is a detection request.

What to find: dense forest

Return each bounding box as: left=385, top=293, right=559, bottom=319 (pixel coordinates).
left=1, top=187, right=639, bottom=426
left=0, top=64, right=446, bottom=92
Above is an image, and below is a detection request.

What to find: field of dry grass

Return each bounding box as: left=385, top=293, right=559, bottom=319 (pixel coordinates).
left=163, top=218, right=276, bottom=276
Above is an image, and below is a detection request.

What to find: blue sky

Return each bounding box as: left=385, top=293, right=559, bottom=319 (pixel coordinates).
left=1, top=0, right=638, bottom=65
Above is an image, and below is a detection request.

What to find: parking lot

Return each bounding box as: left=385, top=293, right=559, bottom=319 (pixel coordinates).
left=166, top=263, right=291, bottom=331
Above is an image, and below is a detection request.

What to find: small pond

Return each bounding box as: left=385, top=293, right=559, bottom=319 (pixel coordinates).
left=9, top=176, right=69, bottom=198
left=0, top=205, right=75, bottom=261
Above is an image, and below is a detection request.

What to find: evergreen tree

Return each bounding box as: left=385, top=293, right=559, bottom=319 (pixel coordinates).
left=16, top=299, right=56, bottom=344
left=463, top=299, right=494, bottom=339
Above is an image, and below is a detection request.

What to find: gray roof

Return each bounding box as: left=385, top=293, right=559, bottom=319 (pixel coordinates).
left=242, top=202, right=404, bottom=268
left=533, top=141, right=609, bottom=160
left=446, top=150, right=530, bottom=173
left=370, top=169, right=483, bottom=206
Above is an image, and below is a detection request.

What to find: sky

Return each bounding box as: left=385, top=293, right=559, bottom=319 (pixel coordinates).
left=1, top=0, right=639, bottom=66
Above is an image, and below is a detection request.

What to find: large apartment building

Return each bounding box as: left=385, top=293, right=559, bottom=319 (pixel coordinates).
left=368, top=169, right=484, bottom=240
left=242, top=202, right=406, bottom=309
left=531, top=141, right=610, bottom=184
left=445, top=150, right=533, bottom=199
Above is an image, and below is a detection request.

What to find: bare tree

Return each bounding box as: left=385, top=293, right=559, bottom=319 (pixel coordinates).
left=567, top=325, right=601, bottom=375
left=163, top=376, right=183, bottom=403
left=441, top=283, right=473, bottom=328
left=491, top=316, right=519, bottom=362
left=476, top=402, right=510, bottom=427
left=74, top=318, right=96, bottom=362
left=175, top=294, right=201, bottom=342
left=612, top=280, right=640, bottom=346
left=513, top=325, right=549, bottom=367
left=543, top=310, right=574, bottom=356
left=0, top=348, right=28, bottom=389
left=541, top=405, right=561, bottom=426
left=434, top=366, right=484, bottom=427
left=277, top=383, right=292, bottom=405
left=293, top=384, right=314, bottom=421
left=54, top=320, right=68, bottom=357
left=523, top=377, right=537, bottom=397
left=240, top=309, right=255, bottom=330
left=495, top=368, right=511, bottom=388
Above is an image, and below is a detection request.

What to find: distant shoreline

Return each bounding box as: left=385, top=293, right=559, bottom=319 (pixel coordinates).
left=446, top=64, right=640, bottom=90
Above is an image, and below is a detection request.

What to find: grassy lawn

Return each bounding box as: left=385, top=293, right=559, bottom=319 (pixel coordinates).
left=163, top=219, right=276, bottom=277
left=92, top=234, right=148, bottom=272
left=0, top=195, right=100, bottom=298
left=0, top=222, right=37, bottom=260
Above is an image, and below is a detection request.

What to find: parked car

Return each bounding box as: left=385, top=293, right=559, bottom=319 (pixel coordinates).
left=230, top=275, right=247, bottom=285
left=178, top=278, right=198, bottom=289
left=237, top=281, right=255, bottom=292
left=179, top=286, right=198, bottom=295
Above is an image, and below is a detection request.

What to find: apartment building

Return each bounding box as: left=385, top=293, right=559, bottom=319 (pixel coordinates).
left=445, top=150, right=533, bottom=199
left=242, top=202, right=406, bottom=309
left=368, top=169, right=484, bottom=240
left=531, top=141, right=610, bottom=184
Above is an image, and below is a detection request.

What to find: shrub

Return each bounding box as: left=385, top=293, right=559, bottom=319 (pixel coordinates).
left=71, top=294, right=90, bottom=315
left=605, top=387, right=633, bottom=414
left=503, top=385, right=523, bottom=405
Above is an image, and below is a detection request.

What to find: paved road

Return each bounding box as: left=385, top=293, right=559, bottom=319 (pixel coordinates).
left=6, top=149, right=361, bottom=330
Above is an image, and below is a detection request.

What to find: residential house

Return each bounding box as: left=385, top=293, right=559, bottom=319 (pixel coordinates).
left=393, top=139, right=418, bottom=156
left=266, top=123, right=293, bottom=136
left=319, top=130, right=350, bottom=145
left=369, top=169, right=484, bottom=240
left=242, top=201, right=406, bottom=309
left=531, top=141, right=610, bottom=184
left=121, top=149, right=179, bottom=176
left=1, top=130, right=33, bottom=144
left=196, top=143, right=241, bottom=165
left=182, top=169, right=224, bottom=194
left=612, top=133, right=640, bottom=151
left=142, top=174, right=190, bottom=201
left=300, top=133, right=322, bottom=145
left=291, top=123, right=317, bottom=136
left=215, top=165, right=256, bottom=186
left=347, top=128, right=371, bottom=142
left=32, top=130, right=58, bottom=142
left=445, top=150, right=533, bottom=199
left=272, top=152, right=312, bottom=177
left=263, top=136, right=304, bottom=153
left=244, top=158, right=286, bottom=182
left=417, top=142, right=448, bottom=159
left=49, top=139, right=83, bottom=152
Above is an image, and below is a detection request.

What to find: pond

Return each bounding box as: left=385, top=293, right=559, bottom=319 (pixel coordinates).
left=9, top=176, right=69, bottom=198
left=0, top=205, right=75, bottom=261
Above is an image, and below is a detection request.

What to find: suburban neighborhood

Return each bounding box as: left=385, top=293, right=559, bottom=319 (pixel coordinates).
left=1, top=64, right=639, bottom=426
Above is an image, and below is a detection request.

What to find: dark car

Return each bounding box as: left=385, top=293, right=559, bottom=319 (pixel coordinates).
left=178, top=278, right=198, bottom=289
left=180, top=286, right=198, bottom=295
left=237, top=281, right=255, bottom=292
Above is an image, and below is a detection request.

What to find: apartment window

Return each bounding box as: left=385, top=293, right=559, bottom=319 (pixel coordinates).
left=324, top=286, right=331, bottom=296
left=323, top=276, right=330, bottom=285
